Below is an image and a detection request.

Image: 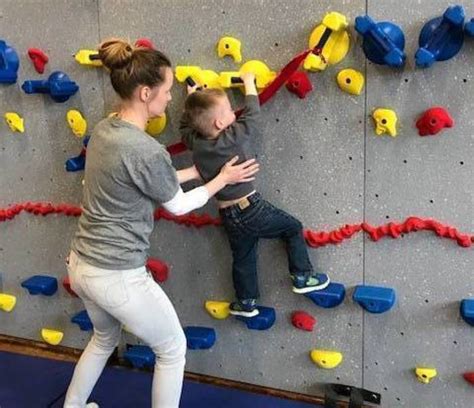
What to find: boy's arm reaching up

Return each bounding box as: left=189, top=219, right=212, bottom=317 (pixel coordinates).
left=235, top=72, right=261, bottom=135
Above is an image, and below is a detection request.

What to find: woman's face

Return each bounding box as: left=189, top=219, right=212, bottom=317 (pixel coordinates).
left=146, top=67, right=174, bottom=117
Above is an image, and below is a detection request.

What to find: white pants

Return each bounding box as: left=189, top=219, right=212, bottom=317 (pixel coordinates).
left=64, top=251, right=186, bottom=408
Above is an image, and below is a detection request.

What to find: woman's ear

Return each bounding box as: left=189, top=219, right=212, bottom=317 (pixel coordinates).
left=139, top=86, right=151, bottom=102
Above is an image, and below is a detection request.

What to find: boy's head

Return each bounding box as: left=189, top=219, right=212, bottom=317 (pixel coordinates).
left=183, top=89, right=236, bottom=138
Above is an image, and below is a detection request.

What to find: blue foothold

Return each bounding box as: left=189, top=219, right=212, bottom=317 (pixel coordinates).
left=21, top=275, right=58, bottom=296
left=353, top=285, right=396, bottom=314
left=183, top=326, right=216, bottom=349
left=305, top=282, right=346, bottom=308
left=235, top=306, right=276, bottom=330
left=460, top=299, right=474, bottom=326
left=124, top=345, right=155, bottom=368
left=71, top=310, right=93, bottom=331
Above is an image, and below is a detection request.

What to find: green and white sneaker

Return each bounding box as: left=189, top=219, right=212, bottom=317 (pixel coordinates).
left=292, top=273, right=330, bottom=294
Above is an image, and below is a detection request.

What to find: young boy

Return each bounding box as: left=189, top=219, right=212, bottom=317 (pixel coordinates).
left=180, top=72, right=330, bottom=317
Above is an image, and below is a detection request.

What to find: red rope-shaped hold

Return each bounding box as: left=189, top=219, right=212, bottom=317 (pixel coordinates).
left=0, top=202, right=472, bottom=248
left=304, top=217, right=473, bottom=248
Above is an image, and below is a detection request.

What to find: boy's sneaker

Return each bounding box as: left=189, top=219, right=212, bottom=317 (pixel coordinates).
left=86, top=404, right=100, bottom=408
left=292, top=273, right=330, bottom=294
left=229, top=299, right=259, bottom=317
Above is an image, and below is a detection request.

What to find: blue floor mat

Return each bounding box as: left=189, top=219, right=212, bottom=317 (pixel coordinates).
left=0, top=350, right=320, bottom=408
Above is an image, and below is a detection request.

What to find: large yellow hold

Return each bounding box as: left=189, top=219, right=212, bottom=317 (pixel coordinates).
left=304, top=12, right=350, bottom=72
left=146, top=114, right=167, bottom=136
left=205, top=301, right=230, bottom=320
left=310, top=349, right=343, bottom=369
left=74, top=49, right=103, bottom=67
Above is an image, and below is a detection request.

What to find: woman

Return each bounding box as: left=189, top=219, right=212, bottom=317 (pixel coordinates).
left=64, top=38, right=259, bottom=408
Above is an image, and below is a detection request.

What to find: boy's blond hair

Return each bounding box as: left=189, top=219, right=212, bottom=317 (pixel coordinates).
left=183, top=88, right=227, bottom=138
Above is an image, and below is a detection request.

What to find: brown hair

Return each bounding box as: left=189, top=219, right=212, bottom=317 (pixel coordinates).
left=98, top=38, right=172, bottom=99
left=183, top=88, right=227, bottom=138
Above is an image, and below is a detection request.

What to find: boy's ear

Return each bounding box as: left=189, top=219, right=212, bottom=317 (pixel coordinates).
left=214, top=118, right=225, bottom=131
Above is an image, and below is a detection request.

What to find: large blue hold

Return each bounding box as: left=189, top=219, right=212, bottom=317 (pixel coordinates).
left=355, top=15, right=406, bottom=67
left=123, top=345, right=155, bottom=369
left=416, top=5, right=465, bottom=68
left=21, top=275, right=58, bottom=296
left=0, top=39, right=19, bottom=84
left=71, top=310, right=93, bottom=331
left=305, top=282, right=346, bottom=308
left=235, top=306, right=276, bottom=330
left=22, top=71, right=79, bottom=102
left=460, top=299, right=474, bottom=326
left=353, top=285, right=396, bottom=314
left=184, top=326, right=216, bottom=349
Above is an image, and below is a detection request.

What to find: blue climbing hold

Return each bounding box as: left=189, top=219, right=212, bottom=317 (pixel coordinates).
left=416, top=5, right=465, bottom=68
left=71, top=310, right=93, bottom=331
left=460, top=299, right=474, bottom=326
left=124, top=345, right=155, bottom=368
left=22, top=71, right=79, bottom=102
left=0, top=39, right=19, bottom=84
left=353, top=285, right=396, bottom=314
left=21, top=275, right=58, bottom=296
left=184, top=326, right=216, bottom=349
left=466, top=18, right=474, bottom=37
left=355, top=15, right=406, bottom=67
left=235, top=306, right=276, bottom=330
left=66, top=136, right=89, bottom=172
left=305, top=282, right=346, bottom=308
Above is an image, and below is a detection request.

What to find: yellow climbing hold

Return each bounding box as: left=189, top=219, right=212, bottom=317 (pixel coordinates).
left=196, top=69, right=222, bottom=89
left=146, top=114, right=167, bottom=137
left=74, top=49, right=102, bottom=67
left=66, top=109, right=87, bottom=138
left=336, top=68, right=365, bottom=95
left=205, top=301, right=231, bottom=320
left=372, top=108, right=398, bottom=137
left=310, top=349, right=343, bottom=369
left=41, top=329, right=64, bottom=346
left=4, top=112, right=24, bottom=133
left=304, top=12, right=350, bottom=72
left=219, top=60, right=276, bottom=89
left=415, top=367, right=437, bottom=384
left=175, top=66, right=202, bottom=83
left=217, top=36, right=242, bottom=63
left=0, top=293, right=17, bottom=312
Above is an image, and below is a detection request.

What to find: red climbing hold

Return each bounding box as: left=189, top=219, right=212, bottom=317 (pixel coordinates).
left=27, top=48, right=49, bottom=74
left=135, top=38, right=156, bottom=50
left=415, top=107, right=454, bottom=136
left=285, top=71, right=313, bottom=99
left=146, top=258, right=169, bottom=282
left=291, top=310, right=316, bottom=331
left=463, top=372, right=474, bottom=386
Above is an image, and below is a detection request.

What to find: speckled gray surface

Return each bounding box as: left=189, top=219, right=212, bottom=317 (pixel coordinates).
left=0, top=1, right=472, bottom=407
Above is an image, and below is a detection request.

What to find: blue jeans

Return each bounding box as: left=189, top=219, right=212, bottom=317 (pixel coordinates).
left=220, top=193, right=313, bottom=300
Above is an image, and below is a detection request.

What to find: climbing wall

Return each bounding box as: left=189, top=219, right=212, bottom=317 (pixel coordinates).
left=0, top=1, right=472, bottom=407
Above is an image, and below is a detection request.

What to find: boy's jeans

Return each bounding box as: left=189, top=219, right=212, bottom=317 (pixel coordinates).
left=64, top=250, right=186, bottom=408
left=220, top=193, right=313, bottom=300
